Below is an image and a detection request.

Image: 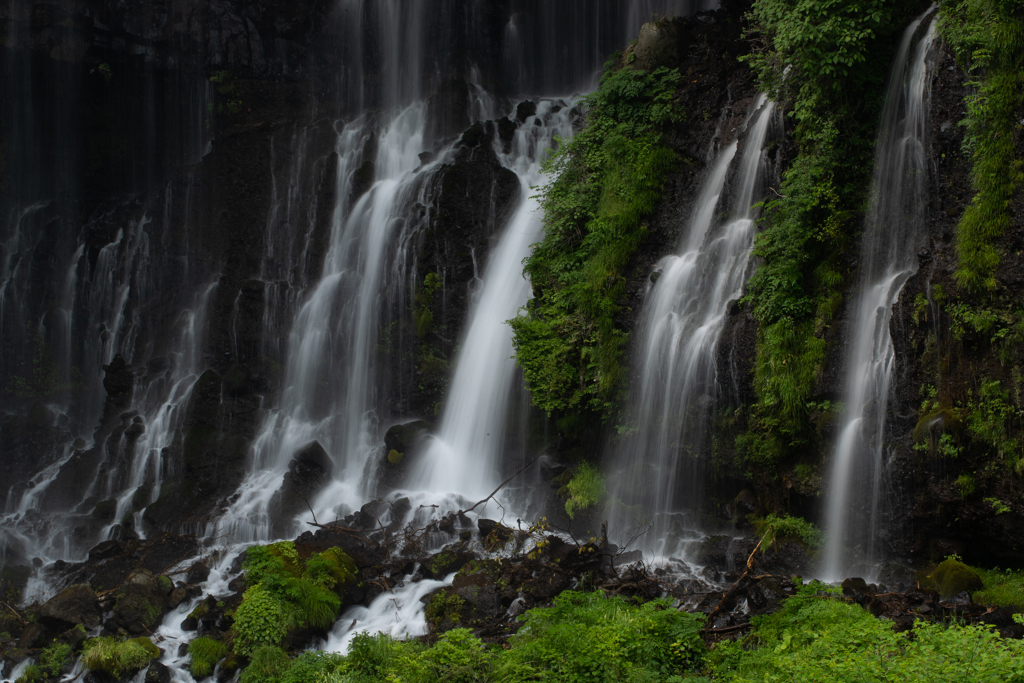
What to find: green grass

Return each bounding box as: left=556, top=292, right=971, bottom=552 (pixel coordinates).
left=564, top=462, right=607, bottom=519
left=188, top=636, right=228, bottom=678
left=82, top=637, right=160, bottom=679
left=974, top=567, right=1024, bottom=607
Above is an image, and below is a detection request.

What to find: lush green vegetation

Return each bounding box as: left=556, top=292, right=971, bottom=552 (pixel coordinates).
left=82, top=636, right=161, bottom=679
left=189, top=636, right=228, bottom=678
left=564, top=462, right=608, bottom=518
left=752, top=513, right=825, bottom=550
left=237, top=590, right=706, bottom=683
left=232, top=542, right=357, bottom=655
left=974, top=566, right=1024, bottom=607
left=233, top=585, right=1024, bottom=683
left=939, top=0, right=1024, bottom=292
left=38, top=642, right=72, bottom=677
left=738, top=0, right=918, bottom=475
left=712, top=581, right=1024, bottom=681
left=509, top=60, right=681, bottom=426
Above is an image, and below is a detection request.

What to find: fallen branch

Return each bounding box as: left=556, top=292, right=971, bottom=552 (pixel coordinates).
left=700, top=536, right=763, bottom=633
left=459, top=457, right=539, bottom=515
left=2, top=601, right=27, bottom=625
left=305, top=522, right=374, bottom=545
left=376, top=517, right=391, bottom=559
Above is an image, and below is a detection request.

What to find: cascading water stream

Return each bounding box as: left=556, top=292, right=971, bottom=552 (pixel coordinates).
left=412, top=100, right=575, bottom=503
left=821, top=9, right=938, bottom=582
left=606, top=96, right=775, bottom=558
left=215, top=105, right=445, bottom=541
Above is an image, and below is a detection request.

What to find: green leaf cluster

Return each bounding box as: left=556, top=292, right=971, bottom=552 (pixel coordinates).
left=509, top=61, right=682, bottom=424
left=739, top=0, right=917, bottom=473
left=232, top=542, right=356, bottom=655
left=710, top=581, right=1024, bottom=681
left=939, top=0, right=1024, bottom=292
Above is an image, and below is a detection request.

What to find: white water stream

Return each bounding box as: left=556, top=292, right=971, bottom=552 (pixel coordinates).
left=606, top=96, right=775, bottom=558
left=821, top=9, right=938, bottom=582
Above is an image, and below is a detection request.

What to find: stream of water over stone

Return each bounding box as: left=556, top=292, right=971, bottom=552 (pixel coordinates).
left=821, top=7, right=938, bottom=582
left=605, top=95, right=776, bottom=560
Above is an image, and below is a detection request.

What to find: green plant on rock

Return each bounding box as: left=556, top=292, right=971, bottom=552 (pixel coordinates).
left=963, top=380, right=1023, bottom=473
left=425, top=590, right=466, bottom=628
left=188, top=636, right=228, bottom=678
left=39, top=642, right=72, bottom=677
left=82, top=637, right=161, bottom=679
left=232, top=542, right=356, bottom=655
left=563, top=462, right=607, bottom=519
left=509, top=60, right=682, bottom=425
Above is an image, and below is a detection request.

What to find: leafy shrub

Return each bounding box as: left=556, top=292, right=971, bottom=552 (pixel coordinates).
left=39, top=642, right=72, bottom=677
left=232, top=584, right=297, bottom=655
left=711, top=582, right=1024, bottom=681
left=752, top=513, right=825, bottom=550
left=500, top=590, right=705, bottom=680
left=240, top=645, right=292, bottom=683
left=82, top=636, right=160, bottom=679
left=188, top=636, right=228, bottom=678
left=509, top=61, right=682, bottom=424
left=564, top=462, right=607, bottom=519
left=232, top=542, right=356, bottom=655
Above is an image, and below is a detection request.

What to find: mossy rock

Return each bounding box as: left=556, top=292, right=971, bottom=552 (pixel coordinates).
left=930, top=559, right=984, bottom=599
left=387, top=449, right=403, bottom=464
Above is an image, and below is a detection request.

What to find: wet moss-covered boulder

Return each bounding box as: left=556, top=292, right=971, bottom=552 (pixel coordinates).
left=930, top=559, right=984, bottom=599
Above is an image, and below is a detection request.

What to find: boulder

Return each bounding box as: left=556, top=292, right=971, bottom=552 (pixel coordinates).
left=929, top=558, right=984, bottom=599
left=113, top=569, right=169, bottom=634
left=186, top=562, right=211, bottom=585
left=273, top=441, right=334, bottom=535
left=631, top=20, right=679, bottom=72
left=145, top=661, right=172, bottom=683
left=38, top=583, right=101, bottom=631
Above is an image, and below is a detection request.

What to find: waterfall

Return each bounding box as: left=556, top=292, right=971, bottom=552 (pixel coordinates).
left=413, top=100, right=576, bottom=501
left=606, top=96, right=775, bottom=557
left=821, top=9, right=938, bottom=581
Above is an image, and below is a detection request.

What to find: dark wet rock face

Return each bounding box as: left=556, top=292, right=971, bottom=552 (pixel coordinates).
left=113, top=569, right=171, bottom=634
left=38, top=584, right=101, bottom=631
